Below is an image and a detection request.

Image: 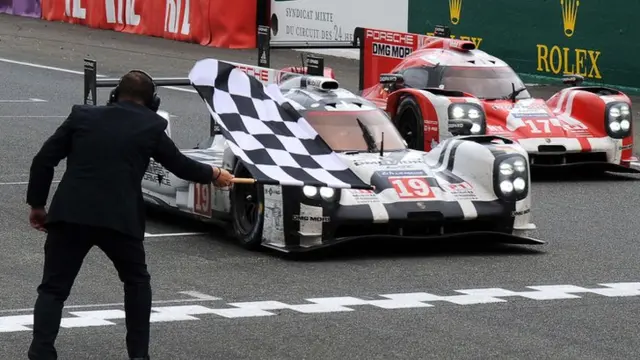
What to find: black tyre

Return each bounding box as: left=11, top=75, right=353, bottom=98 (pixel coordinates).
left=230, top=162, right=265, bottom=250
left=393, top=96, right=425, bottom=151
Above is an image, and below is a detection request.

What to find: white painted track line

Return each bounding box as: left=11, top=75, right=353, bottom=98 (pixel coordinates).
left=0, top=57, right=196, bottom=94
left=144, top=232, right=206, bottom=238
left=0, top=181, right=61, bottom=186
left=0, top=57, right=89, bottom=75
left=0, top=116, right=66, bottom=118
left=164, top=86, right=197, bottom=93
left=0, top=98, right=47, bottom=103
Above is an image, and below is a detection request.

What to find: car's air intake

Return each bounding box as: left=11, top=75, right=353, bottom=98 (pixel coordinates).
left=302, top=76, right=340, bottom=91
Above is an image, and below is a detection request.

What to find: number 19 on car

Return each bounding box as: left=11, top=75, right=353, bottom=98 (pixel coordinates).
left=388, top=176, right=435, bottom=199
left=194, top=183, right=212, bottom=217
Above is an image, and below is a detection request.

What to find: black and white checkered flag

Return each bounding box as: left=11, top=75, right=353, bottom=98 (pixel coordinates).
left=188, top=58, right=371, bottom=189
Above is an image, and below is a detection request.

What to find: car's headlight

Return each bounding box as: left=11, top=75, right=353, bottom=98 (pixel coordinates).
left=447, top=103, right=486, bottom=136
left=494, top=155, right=529, bottom=201
left=319, top=187, right=335, bottom=200
left=302, top=186, right=318, bottom=198
left=605, top=102, right=632, bottom=139
left=303, top=186, right=338, bottom=201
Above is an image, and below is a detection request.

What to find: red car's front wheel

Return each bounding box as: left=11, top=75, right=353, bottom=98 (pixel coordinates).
left=393, top=96, right=425, bottom=151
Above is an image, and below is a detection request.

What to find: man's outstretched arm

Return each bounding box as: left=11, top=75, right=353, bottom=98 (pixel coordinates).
left=152, top=131, right=217, bottom=184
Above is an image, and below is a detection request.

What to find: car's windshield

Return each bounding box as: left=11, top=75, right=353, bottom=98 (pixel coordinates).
left=441, top=66, right=531, bottom=100
left=303, top=110, right=406, bottom=152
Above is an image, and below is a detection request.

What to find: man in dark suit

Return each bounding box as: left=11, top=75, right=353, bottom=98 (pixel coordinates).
left=25, top=70, right=234, bottom=360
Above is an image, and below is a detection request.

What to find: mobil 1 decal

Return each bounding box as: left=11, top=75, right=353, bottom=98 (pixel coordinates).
left=373, top=169, right=438, bottom=200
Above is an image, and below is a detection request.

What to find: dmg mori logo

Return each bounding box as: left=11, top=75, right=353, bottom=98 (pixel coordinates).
left=448, top=0, right=462, bottom=25
left=560, top=0, right=579, bottom=37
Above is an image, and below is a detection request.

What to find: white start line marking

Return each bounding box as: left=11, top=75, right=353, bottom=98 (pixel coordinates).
left=0, top=282, right=639, bottom=333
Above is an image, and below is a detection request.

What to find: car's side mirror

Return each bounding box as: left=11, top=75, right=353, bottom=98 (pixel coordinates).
left=380, top=73, right=404, bottom=92
left=562, top=74, right=584, bottom=87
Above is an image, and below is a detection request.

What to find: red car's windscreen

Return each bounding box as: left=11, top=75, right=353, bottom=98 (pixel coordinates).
left=441, top=66, right=531, bottom=100
left=303, top=110, right=406, bottom=152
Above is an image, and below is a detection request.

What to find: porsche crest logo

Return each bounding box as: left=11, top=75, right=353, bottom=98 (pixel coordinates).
left=427, top=0, right=483, bottom=49
left=560, top=0, right=579, bottom=37
left=448, top=0, right=462, bottom=25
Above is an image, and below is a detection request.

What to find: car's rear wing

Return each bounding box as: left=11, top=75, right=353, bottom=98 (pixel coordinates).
left=256, top=24, right=465, bottom=93
left=83, top=58, right=297, bottom=105
left=83, top=59, right=192, bottom=106
left=83, top=58, right=217, bottom=136
left=82, top=58, right=308, bottom=136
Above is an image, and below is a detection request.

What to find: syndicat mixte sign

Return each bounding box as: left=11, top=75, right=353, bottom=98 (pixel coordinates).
left=268, top=0, right=408, bottom=44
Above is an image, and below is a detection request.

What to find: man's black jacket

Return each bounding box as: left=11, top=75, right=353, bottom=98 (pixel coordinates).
left=26, top=101, right=214, bottom=240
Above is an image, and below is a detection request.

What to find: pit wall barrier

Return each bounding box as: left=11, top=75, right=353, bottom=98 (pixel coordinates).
left=407, top=0, right=640, bottom=91
left=1, top=0, right=258, bottom=49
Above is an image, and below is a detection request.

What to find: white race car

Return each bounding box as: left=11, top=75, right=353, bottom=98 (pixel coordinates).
left=83, top=58, right=543, bottom=253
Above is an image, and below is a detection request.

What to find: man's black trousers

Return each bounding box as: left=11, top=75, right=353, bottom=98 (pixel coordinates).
left=28, top=222, right=152, bottom=360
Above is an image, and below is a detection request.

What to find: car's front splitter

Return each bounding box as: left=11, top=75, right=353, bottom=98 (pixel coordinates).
left=261, top=230, right=546, bottom=253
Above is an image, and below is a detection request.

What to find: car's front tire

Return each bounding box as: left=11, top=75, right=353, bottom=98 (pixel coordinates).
left=230, top=162, right=265, bottom=250
left=393, top=96, right=425, bottom=151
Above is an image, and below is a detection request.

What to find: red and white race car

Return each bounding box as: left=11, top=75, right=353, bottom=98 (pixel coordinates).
left=355, top=26, right=639, bottom=173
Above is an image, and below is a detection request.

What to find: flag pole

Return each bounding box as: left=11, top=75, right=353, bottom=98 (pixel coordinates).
left=231, top=178, right=257, bottom=184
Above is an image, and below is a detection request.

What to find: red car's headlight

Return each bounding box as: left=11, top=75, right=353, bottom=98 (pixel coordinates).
left=605, top=102, right=632, bottom=139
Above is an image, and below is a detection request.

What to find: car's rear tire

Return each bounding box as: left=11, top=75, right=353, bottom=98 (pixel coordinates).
left=393, top=96, right=425, bottom=151
left=230, top=162, right=265, bottom=250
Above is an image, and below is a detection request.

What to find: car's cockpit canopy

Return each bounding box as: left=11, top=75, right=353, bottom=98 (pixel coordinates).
left=300, top=105, right=407, bottom=153
left=278, top=75, right=408, bottom=153
left=399, top=65, right=532, bottom=101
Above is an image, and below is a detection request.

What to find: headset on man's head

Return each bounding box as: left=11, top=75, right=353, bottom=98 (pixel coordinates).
left=108, top=70, right=161, bottom=112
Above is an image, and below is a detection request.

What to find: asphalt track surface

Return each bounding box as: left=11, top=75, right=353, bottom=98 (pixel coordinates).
left=2, top=14, right=640, bottom=360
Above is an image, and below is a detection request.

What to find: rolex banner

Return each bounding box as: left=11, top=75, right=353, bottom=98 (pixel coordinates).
left=407, top=0, right=638, bottom=89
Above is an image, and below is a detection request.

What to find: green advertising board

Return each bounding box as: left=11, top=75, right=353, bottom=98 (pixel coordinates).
left=408, top=0, right=639, bottom=91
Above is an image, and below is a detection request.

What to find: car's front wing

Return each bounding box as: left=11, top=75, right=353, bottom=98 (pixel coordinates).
left=262, top=185, right=541, bottom=252
left=517, top=137, right=640, bottom=173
